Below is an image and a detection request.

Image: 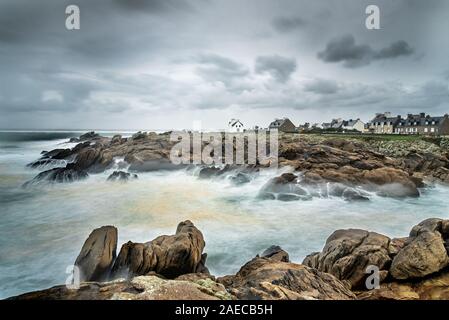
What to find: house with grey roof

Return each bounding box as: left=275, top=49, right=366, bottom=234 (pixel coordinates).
left=396, top=113, right=449, bottom=135
left=268, top=118, right=297, bottom=132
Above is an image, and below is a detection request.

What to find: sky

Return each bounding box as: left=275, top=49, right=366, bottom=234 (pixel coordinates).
left=0, top=0, right=448, bottom=130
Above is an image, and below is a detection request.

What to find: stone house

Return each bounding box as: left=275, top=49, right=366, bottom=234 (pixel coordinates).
left=268, top=118, right=297, bottom=132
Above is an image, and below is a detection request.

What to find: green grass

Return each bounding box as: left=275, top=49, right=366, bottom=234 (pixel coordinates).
left=304, top=132, right=427, bottom=142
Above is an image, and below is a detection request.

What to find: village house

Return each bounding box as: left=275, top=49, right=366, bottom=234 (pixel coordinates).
left=320, top=118, right=364, bottom=132
left=268, top=118, right=297, bottom=132
left=366, top=112, right=402, bottom=134
left=228, top=119, right=245, bottom=132
left=396, top=113, right=449, bottom=135
left=342, top=119, right=365, bottom=132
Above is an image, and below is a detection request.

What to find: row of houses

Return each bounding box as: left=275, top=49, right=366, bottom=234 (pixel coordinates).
left=228, top=112, right=449, bottom=136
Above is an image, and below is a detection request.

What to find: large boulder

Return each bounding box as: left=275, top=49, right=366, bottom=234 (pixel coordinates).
left=303, top=229, right=392, bottom=289
left=111, top=220, right=206, bottom=279
left=10, top=275, right=232, bottom=300
left=390, top=231, right=449, bottom=280
left=74, top=226, right=118, bottom=282
left=218, top=254, right=355, bottom=300
left=361, top=167, right=421, bottom=197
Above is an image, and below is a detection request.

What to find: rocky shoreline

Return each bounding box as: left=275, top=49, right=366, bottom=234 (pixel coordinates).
left=22, top=131, right=449, bottom=202
left=9, top=217, right=449, bottom=300
left=10, top=131, right=449, bottom=300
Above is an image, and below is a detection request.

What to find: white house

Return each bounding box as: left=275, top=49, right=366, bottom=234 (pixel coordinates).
left=342, top=119, right=365, bottom=132
left=228, top=119, right=245, bottom=132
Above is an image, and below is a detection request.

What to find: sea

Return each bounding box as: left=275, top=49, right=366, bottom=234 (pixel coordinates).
left=1, top=130, right=449, bottom=298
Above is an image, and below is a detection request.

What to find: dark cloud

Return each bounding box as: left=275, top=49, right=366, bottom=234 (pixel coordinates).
left=317, top=34, right=414, bottom=68
left=272, top=16, right=306, bottom=33
left=112, top=0, right=194, bottom=13
left=0, top=0, right=447, bottom=129
left=375, top=40, right=414, bottom=59
left=304, top=79, right=339, bottom=94
left=255, top=55, right=297, bottom=83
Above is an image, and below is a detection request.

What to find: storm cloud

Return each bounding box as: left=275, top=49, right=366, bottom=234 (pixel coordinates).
left=0, top=0, right=448, bottom=130
left=318, top=34, right=414, bottom=68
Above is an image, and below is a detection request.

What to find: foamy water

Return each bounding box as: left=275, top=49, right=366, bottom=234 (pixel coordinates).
left=1, top=131, right=449, bottom=298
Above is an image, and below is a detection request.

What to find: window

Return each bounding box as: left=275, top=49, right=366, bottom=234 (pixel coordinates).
left=431, top=128, right=435, bottom=133
left=424, top=128, right=428, bottom=133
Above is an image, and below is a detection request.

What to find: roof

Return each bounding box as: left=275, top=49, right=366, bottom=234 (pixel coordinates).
left=229, top=119, right=244, bottom=127
left=399, top=115, right=446, bottom=126
left=343, top=119, right=362, bottom=127
left=269, top=118, right=290, bottom=127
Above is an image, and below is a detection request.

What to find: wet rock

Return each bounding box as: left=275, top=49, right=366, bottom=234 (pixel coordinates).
left=229, top=172, right=250, bottom=185
left=198, top=167, right=221, bottom=179
left=218, top=256, right=355, bottom=300
left=111, top=220, right=206, bottom=279
left=23, top=163, right=88, bottom=186
left=74, top=226, right=118, bottom=282
left=257, top=192, right=276, bottom=200
left=362, top=167, right=420, bottom=198
left=303, top=229, right=391, bottom=289
left=277, top=193, right=302, bottom=201
left=342, top=188, right=370, bottom=202
left=390, top=231, right=449, bottom=280
left=107, top=171, right=138, bottom=182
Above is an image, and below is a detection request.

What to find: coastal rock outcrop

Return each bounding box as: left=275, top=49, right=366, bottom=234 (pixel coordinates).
left=74, top=226, right=118, bottom=282
left=389, top=218, right=449, bottom=280
left=11, top=275, right=232, bottom=300
left=303, top=229, right=392, bottom=289
left=23, top=163, right=88, bottom=186
left=218, top=249, right=355, bottom=300
left=111, top=220, right=206, bottom=279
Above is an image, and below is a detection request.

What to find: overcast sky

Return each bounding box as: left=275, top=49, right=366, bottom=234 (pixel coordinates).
left=0, top=0, right=448, bottom=130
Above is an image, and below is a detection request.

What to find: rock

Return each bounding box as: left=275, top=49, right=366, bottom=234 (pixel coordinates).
left=111, top=220, right=206, bottom=279
left=390, top=231, right=449, bottom=280
left=131, top=131, right=148, bottom=140
left=75, top=147, right=112, bottom=172
left=107, top=171, right=138, bottom=182
left=10, top=275, right=233, bottom=300
left=111, top=135, right=124, bottom=144
left=70, top=131, right=100, bottom=142
left=302, top=229, right=391, bottom=289
left=409, top=218, right=449, bottom=238
left=74, top=226, right=118, bottom=282
left=198, top=167, right=220, bottom=179
left=23, top=163, right=88, bottom=186
left=362, top=167, right=420, bottom=197
left=229, top=172, right=250, bottom=185
left=257, top=192, right=276, bottom=200
left=218, top=257, right=355, bottom=300
left=341, top=188, right=370, bottom=201
left=195, top=253, right=210, bottom=274
left=261, top=245, right=290, bottom=262
left=358, top=271, right=449, bottom=300
left=259, top=173, right=307, bottom=196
